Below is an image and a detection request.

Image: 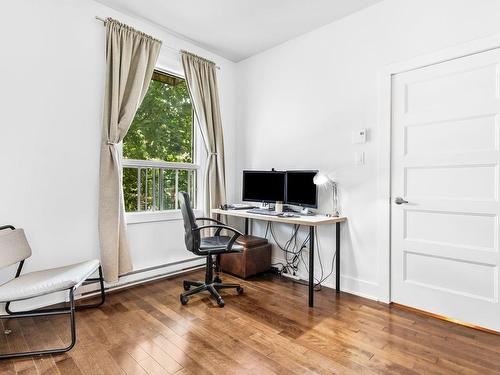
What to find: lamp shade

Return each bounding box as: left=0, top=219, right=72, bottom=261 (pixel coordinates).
left=313, top=172, right=331, bottom=186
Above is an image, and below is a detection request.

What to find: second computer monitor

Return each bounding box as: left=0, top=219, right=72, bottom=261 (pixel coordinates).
left=285, top=170, right=318, bottom=208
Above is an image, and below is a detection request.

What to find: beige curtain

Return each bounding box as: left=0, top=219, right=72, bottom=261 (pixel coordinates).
left=99, top=18, right=161, bottom=282
left=181, top=51, right=226, bottom=215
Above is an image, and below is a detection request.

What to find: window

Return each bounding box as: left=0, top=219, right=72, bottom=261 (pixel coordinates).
left=122, top=70, right=197, bottom=212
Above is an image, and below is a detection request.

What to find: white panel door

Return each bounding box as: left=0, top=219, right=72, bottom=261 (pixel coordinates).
left=391, top=48, right=500, bottom=331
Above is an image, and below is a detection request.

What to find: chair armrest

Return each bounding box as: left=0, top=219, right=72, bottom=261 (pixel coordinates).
left=194, top=224, right=243, bottom=237
left=0, top=226, right=24, bottom=281
left=195, top=217, right=225, bottom=235
left=193, top=225, right=244, bottom=252
left=196, top=217, right=225, bottom=225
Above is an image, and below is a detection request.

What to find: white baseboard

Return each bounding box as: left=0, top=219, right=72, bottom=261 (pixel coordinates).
left=78, top=256, right=205, bottom=298
left=271, top=256, right=379, bottom=301
left=340, top=274, right=380, bottom=301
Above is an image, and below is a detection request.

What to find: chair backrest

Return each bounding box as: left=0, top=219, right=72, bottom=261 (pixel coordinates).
left=179, top=192, right=200, bottom=254
left=0, top=228, right=32, bottom=269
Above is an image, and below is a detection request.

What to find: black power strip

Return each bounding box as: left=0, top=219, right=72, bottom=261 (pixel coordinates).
left=269, top=266, right=282, bottom=275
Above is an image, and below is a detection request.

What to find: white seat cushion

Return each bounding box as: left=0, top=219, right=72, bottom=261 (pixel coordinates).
left=0, top=259, right=100, bottom=302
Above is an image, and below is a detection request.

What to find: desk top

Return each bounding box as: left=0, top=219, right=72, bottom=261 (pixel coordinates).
left=212, top=208, right=347, bottom=226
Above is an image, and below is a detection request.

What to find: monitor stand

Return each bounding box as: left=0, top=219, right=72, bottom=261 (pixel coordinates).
left=275, top=201, right=283, bottom=213
left=299, top=207, right=317, bottom=216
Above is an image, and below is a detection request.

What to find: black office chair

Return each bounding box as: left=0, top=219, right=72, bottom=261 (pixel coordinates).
left=179, top=192, right=244, bottom=307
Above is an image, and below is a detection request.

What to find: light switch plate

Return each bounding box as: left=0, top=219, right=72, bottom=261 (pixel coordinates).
left=355, top=151, right=365, bottom=165
left=352, top=128, right=367, bottom=144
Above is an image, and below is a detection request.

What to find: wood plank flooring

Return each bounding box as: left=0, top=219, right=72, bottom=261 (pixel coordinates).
left=1, top=270, right=499, bottom=374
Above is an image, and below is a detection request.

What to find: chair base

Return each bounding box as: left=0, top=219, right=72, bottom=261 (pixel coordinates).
left=0, top=266, right=105, bottom=360
left=180, top=279, right=243, bottom=307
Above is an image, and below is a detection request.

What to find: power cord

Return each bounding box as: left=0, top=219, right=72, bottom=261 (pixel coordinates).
left=299, top=227, right=337, bottom=289
left=269, top=223, right=304, bottom=275
left=265, top=223, right=336, bottom=291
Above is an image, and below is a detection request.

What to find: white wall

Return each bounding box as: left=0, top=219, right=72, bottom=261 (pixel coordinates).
left=235, top=0, right=500, bottom=299
left=0, top=0, right=237, bottom=306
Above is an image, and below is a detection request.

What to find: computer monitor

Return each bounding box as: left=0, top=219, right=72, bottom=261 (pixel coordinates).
left=242, top=170, right=286, bottom=203
left=285, top=170, right=318, bottom=208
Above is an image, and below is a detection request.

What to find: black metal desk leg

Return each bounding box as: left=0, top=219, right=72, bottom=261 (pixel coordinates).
left=336, top=222, right=340, bottom=293
left=245, top=218, right=249, bottom=235
left=309, top=226, right=315, bottom=307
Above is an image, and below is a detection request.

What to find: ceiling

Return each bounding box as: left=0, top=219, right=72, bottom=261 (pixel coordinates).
left=96, top=0, right=384, bottom=62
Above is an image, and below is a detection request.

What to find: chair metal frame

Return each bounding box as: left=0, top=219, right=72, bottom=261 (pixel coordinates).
left=0, top=225, right=105, bottom=360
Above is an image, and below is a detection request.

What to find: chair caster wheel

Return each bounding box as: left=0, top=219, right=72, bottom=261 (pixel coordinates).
left=236, top=286, right=244, bottom=295
left=180, top=295, right=188, bottom=305
left=183, top=281, right=190, bottom=291
left=213, top=276, right=222, bottom=283
left=217, top=298, right=225, bottom=308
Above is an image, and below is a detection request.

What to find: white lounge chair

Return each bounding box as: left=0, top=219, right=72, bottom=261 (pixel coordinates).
left=0, top=225, right=105, bottom=359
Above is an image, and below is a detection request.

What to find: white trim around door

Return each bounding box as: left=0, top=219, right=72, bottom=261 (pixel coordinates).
left=377, top=33, right=500, bottom=304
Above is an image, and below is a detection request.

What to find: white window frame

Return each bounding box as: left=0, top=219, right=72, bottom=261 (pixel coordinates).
left=123, top=67, right=205, bottom=224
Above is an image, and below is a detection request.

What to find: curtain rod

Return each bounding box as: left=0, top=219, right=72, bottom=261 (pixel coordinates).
left=95, top=16, right=220, bottom=70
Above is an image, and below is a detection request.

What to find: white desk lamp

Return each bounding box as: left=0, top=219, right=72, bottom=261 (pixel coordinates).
left=313, top=172, right=340, bottom=217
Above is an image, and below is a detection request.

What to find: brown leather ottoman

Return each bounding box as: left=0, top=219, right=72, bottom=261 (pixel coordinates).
left=220, top=235, right=271, bottom=279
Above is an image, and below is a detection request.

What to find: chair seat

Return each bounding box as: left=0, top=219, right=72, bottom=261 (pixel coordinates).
left=0, top=259, right=100, bottom=302
left=200, top=236, right=244, bottom=253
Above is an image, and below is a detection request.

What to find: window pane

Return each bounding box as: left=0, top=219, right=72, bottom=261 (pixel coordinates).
left=123, top=72, right=193, bottom=163
left=178, top=170, right=196, bottom=208
left=123, top=167, right=138, bottom=212
left=141, top=168, right=162, bottom=211
left=122, top=70, right=197, bottom=213
left=162, top=169, right=176, bottom=210
left=144, top=168, right=153, bottom=210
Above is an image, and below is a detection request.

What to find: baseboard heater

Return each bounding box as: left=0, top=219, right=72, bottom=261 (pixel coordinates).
left=78, top=257, right=205, bottom=300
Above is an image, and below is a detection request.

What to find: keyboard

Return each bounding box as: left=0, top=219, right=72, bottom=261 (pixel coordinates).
left=231, top=204, right=254, bottom=209
left=223, top=203, right=256, bottom=210
left=247, top=208, right=283, bottom=216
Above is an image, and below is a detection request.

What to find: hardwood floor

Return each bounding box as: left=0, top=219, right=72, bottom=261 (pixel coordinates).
left=1, top=270, right=499, bottom=374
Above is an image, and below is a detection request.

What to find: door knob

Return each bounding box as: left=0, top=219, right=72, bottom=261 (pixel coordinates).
left=394, top=197, right=408, bottom=205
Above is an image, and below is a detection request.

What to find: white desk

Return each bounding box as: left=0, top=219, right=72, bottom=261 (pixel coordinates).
left=212, top=208, right=347, bottom=307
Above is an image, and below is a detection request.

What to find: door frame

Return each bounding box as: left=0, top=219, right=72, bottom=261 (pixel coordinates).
left=377, top=33, right=500, bottom=303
